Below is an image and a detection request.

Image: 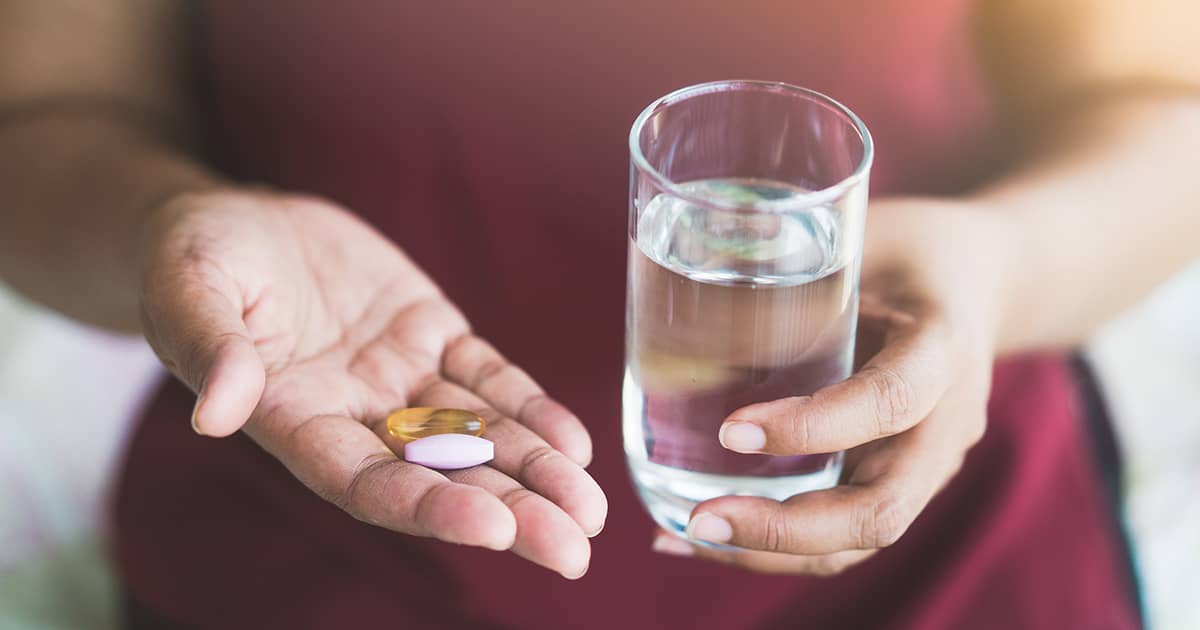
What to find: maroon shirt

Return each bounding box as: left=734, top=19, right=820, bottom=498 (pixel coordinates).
left=114, top=2, right=1140, bottom=628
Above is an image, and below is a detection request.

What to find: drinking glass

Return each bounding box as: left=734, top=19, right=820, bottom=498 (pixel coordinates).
left=624, top=80, right=874, bottom=535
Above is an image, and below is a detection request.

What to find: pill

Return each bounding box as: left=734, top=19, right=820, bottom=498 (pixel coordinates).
left=387, top=407, right=485, bottom=442
left=404, top=434, right=494, bottom=470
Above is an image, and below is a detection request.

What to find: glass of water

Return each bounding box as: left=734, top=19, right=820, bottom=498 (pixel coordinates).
left=624, top=80, right=874, bottom=535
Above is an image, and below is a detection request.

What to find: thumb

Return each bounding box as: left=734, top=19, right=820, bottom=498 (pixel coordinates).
left=141, top=274, right=266, bottom=437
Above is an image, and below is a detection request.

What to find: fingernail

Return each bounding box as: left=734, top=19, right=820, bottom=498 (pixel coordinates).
left=719, top=422, right=765, bottom=452
left=190, top=396, right=206, bottom=435
left=587, top=521, right=605, bottom=538
left=687, top=513, right=733, bottom=544
left=652, top=533, right=694, bottom=557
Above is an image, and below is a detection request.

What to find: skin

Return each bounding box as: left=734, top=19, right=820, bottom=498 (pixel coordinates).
left=141, top=191, right=605, bottom=579
left=653, top=0, right=1200, bottom=570
left=1, top=0, right=1198, bottom=580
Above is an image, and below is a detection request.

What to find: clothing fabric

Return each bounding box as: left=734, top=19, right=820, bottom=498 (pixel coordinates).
left=115, top=2, right=1140, bottom=628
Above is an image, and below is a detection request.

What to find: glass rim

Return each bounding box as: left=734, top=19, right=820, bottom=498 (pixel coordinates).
left=629, top=80, right=874, bottom=212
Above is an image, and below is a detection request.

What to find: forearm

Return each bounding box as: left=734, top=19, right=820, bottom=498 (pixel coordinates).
left=0, top=108, right=222, bottom=331
left=971, top=95, right=1200, bottom=353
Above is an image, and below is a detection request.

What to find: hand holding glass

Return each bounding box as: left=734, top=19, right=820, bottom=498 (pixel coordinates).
left=624, top=81, right=873, bottom=536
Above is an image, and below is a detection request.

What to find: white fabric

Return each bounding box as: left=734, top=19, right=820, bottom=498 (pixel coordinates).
left=1087, top=263, right=1200, bottom=630
left=0, top=286, right=160, bottom=630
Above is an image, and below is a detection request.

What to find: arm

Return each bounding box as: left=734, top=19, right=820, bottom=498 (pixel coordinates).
left=980, top=100, right=1200, bottom=352
left=974, top=0, right=1200, bottom=352
left=666, top=0, right=1200, bottom=572
left=0, top=1, right=219, bottom=331
left=0, top=2, right=605, bottom=579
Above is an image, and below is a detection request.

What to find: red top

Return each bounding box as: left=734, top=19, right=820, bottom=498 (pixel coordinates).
left=114, top=2, right=1140, bottom=628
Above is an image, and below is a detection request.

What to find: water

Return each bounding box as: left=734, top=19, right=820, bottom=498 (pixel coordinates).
left=624, top=178, right=857, bottom=535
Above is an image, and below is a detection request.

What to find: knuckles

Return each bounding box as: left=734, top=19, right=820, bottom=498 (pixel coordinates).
left=855, top=491, right=912, bottom=550
left=759, top=502, right=794, bottom=553
left=861, top=364, right=915, bottom=435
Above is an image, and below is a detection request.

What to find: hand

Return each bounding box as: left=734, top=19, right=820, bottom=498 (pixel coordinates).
left=651, top=199, right=1014, bottom=574
left=139, top=189, right=606, bottom=579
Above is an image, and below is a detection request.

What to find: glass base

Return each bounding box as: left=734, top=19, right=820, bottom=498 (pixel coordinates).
left=628, top=452, right=843, bottom=547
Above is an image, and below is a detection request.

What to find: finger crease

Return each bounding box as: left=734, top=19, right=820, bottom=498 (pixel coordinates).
left=440, top=333, right=475, bottom=373
left=515, top=393, right=548, bottom=421
left=497, top=486, right=538, bottom=510
left=787, top=401, right=811, bottom=453
left=412, top=482, right=454, bottom=538
left=471, top=360, right=511, bottom=391
left=337, top=451, right=395, bottom=521
left=518, top=445, right=557, bottom=481
left=762, top=502, right=790, bottom=552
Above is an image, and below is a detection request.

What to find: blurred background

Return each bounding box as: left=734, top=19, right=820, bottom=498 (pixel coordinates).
left=1, top=1, right=1199, bottom=627
left=2, top=264, right=1199, bottom=629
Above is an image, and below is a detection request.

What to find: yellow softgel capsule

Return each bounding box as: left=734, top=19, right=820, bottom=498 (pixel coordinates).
left=386, top=407, right=485, bottom=442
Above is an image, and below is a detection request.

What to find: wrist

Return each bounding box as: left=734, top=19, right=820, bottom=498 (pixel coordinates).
left=952, top=202, right=1020, bottom=358
left=960, top=196, right=1030, bottom=356
left=863, top=197, right=1018, bottom=358
left=134, top=176, right=234, bottom=298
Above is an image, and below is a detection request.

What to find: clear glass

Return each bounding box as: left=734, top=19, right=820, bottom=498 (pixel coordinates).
left=624, top=80, right=873, bottom=535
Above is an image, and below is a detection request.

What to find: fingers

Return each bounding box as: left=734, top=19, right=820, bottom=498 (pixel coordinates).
left=141, top=271, right=265, bottom=437
left=442, top=335, right=592, bottom=466
left=346, top=297, right=469, bottom=407
left=446, top=465, right=591, bottom=579
left=651, top=529, right=875, bottom=575
left=689, top=419, right=955, bottom=556
left=410, top=380, right=608, bottom=538
left=191, top=338, right=267, bottom=436
left=247, top=412, right=517, bottom=550
left=687, top=488, right=915, bottom=556
left=719, top=317, right=952, bottom=455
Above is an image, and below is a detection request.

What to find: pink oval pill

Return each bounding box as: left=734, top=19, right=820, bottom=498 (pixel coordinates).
left=403, top=434, right=494, bottom=470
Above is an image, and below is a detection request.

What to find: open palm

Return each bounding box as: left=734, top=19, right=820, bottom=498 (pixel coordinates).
left=139, top=191, right=606, bottom=579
